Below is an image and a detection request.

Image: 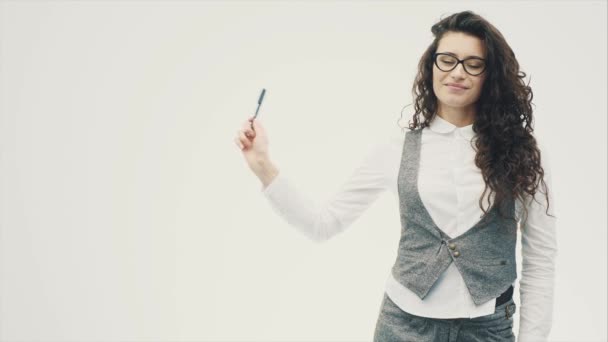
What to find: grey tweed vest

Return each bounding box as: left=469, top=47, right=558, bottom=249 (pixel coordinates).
left=391, top=128, right=517, bottom=305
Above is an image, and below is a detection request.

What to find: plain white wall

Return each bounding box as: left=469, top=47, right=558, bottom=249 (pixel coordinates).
left=1, top=1, right=606, bottom=341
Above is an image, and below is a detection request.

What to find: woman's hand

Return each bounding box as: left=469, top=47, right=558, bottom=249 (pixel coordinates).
left=235, top=116, right=269, bottom=167
left=234, top=117, right=278, bottom=187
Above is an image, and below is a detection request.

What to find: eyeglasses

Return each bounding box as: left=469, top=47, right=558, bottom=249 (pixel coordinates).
left=433, top=53, right=487, bottom=76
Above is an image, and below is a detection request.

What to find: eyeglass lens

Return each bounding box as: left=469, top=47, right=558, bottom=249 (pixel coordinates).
left=436, top=54, right=485, bottom=76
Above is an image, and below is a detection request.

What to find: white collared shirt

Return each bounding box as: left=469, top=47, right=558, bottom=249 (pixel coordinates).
left=261, top=115, right=557, bottom=341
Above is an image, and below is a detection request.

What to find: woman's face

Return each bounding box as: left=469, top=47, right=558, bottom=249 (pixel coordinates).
left=432, top=31, right=487, bottom=113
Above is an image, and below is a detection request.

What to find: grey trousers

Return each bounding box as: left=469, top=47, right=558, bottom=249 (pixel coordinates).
left=373, top=293, right=517, bottom=342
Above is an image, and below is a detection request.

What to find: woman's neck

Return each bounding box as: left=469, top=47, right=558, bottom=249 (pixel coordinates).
left=436, top=106, right=475, bottom=127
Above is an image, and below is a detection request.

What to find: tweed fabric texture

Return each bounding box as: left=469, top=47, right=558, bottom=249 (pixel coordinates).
left=391, top=129, right=517, bottom=305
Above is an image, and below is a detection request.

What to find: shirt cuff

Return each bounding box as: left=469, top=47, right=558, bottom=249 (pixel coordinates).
left=260, top=171, right=284, bottom=194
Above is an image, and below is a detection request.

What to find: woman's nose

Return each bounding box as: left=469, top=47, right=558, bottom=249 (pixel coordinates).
left=450, top=62, right=467, bottom=77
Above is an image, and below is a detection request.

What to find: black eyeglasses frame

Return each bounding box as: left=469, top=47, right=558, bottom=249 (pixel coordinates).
left=433, top=52, right=487, bottom=76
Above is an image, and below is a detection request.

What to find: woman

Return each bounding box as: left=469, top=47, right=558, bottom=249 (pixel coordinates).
left=234, top=10, right=556, bottom=342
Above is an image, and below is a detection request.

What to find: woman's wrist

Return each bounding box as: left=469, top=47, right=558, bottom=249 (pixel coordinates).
left=251, top=157, right=279, bottom=188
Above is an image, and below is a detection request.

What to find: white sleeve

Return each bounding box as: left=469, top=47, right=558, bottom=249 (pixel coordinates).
left=517, top=140, right=558, bottom=342
left=260, top=141, right=393, bottom=242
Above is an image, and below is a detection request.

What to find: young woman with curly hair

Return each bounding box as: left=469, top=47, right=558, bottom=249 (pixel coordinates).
left=234, top=10, right=556, bottom=342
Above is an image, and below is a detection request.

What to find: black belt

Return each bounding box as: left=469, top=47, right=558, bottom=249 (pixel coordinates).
left=495, top=285, right=513, bottom=307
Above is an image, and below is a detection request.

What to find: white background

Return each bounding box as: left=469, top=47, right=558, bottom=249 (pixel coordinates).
left=1, top=1, right=606, bottom=341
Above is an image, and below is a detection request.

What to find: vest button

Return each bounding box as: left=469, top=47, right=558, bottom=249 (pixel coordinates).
left=453, top=251, right=460, bottom=257
left=448, top=243, right=456, bottom=250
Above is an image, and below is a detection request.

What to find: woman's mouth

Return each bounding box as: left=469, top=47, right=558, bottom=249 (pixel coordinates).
left=446, top=84, right=467, bottom=91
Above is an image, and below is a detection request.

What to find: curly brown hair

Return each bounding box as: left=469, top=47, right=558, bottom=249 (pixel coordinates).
left=399, top=10, right=553, bottom=226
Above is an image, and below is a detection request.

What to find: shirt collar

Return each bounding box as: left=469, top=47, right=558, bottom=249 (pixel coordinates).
left=428, top=114, right=475, bottom=141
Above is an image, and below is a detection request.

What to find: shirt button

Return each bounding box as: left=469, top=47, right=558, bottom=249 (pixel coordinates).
left=448, top=243, right=456, bottom=250
left=453, top=251, right=461, bottom=258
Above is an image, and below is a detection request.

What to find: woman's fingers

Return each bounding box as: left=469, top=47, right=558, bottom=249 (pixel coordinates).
left=235, top=118, right=261, bottom=151
left=240, top=130, right=252, bottom=147
left=235, top=129, right=253, bottom=149
left=250, top=118, right=264, bottom=135
left=241, top=120, right=256, bottom=138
